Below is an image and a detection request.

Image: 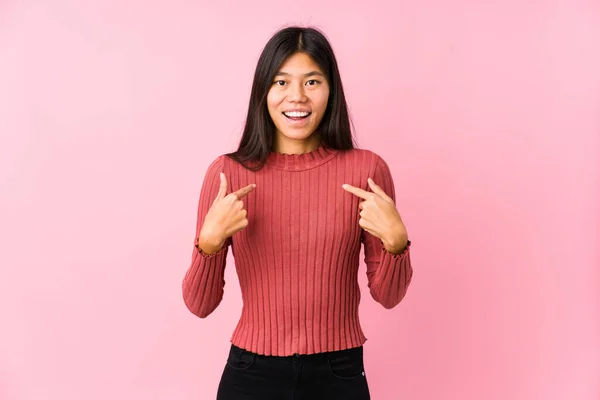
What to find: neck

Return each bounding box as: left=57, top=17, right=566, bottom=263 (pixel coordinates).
left=273, top=134, right=321, bottom=155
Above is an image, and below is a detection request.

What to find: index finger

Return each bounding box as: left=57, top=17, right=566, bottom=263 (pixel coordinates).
left=342, top=184, right=371, bottom=200
left=231, top=183, right=257, bottom=200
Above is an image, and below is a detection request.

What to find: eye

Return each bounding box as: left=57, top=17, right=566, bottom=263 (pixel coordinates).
left=274, top=80, right=286, bottom=86
left=306, top=80, right=319, bottom=86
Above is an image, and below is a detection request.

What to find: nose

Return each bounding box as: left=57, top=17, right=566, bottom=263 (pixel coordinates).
left=287, top=81, right=307, bottom=102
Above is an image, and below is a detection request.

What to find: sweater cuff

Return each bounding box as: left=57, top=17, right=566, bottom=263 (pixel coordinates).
left=194, top=237, right=227, bottom=258
left=381, top=239, right=411, bottom=259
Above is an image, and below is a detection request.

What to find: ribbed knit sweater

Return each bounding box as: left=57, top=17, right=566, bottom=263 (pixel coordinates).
left=182, top=145, right=413, bottom=356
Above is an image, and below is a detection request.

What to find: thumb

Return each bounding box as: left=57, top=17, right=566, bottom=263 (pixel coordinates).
left=215, top=172, right=228, bottom=201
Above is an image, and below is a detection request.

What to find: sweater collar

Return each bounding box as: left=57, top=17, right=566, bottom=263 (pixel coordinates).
left=265, top=144, right=339, bottom=171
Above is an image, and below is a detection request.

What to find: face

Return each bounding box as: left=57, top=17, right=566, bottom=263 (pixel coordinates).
left=267, top=52, right=330, bottom=147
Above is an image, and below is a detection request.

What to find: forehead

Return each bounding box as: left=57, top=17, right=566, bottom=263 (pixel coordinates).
left=277, top=52, right=324, bottom=74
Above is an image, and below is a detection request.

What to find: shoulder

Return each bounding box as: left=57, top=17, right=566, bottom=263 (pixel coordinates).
left=202, top=154, right=235, bottom=180
left=339, top=147, right=389, bottom=169
left=204, top=154, right=225, bottom=172
left=205, top=153, right=242, bottom=170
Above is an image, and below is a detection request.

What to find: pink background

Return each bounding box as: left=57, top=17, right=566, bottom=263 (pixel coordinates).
left=1, top=1, right=598, bottom=399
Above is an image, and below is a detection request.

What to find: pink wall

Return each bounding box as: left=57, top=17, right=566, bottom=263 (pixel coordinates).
left=1, top=1, right=598, bottom=399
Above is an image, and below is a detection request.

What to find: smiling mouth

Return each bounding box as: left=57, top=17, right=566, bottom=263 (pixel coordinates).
left=283, top=111, right=312, bottom=120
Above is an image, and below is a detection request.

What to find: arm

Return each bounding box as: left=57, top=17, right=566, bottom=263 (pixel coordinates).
left=362, top=157, right=414, bottom=309
left=182, top=155, right=230, bottom=318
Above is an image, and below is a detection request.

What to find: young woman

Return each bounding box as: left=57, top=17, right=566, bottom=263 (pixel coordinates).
left=182, top=26, right=413, bottom=400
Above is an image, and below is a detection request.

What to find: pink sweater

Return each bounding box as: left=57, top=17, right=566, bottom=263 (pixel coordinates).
left=182, top=145, right=413, bottom=356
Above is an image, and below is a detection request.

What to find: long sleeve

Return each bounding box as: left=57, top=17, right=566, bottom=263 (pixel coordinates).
left=180, top=145, right=414, bottom=356
left=182, top=155, right=231, bottom=318
left=362, top=156, right=414, bottom=309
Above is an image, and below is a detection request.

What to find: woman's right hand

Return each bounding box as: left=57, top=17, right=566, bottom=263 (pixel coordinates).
left=198, top=173, right=256, bottom=254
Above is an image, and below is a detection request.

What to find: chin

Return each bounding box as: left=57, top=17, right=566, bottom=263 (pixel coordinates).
left=278, top=128, right=315, bottom=141
left=288, top=133, right=313, bottom=141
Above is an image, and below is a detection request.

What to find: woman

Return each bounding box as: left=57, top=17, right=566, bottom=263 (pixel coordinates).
left=182, top=26, right=413, bottom=400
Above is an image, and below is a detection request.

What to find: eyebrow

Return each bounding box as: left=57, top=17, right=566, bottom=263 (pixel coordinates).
left=274, top=71, right=325, bottom=78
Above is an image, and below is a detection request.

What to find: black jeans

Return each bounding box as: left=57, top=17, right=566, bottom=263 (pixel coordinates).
left=216, top=344, right=371, bottom=400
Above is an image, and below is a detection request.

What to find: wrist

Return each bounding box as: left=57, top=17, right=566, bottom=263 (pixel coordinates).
left=383, top=228, right=408, bottom=255
left=198, top=232, right=225, bottom=255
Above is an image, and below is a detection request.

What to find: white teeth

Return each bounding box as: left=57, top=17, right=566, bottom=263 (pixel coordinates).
left=284, top=111, right=310, bottom=117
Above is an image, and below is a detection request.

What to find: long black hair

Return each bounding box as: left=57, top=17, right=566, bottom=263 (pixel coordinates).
left=226, top=26, right=357, bottom=171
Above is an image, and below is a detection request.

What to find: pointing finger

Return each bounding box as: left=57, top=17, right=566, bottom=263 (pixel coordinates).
left=342, top=184, right=371, bottom=200
left=232, top=183, right=257, bottom=200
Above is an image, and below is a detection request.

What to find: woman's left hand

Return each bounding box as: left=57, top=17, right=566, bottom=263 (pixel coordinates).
left=342, top=178, right=408, bottom=254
